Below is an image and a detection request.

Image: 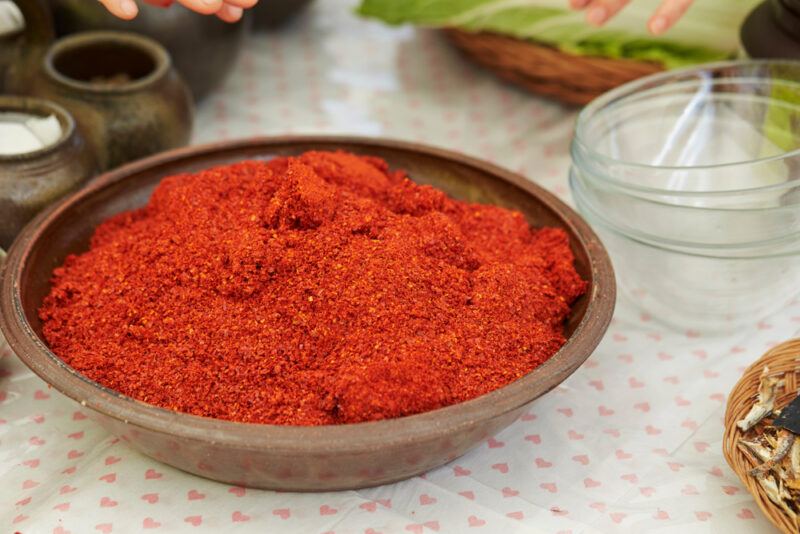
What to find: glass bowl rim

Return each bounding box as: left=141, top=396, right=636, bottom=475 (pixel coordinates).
left=572, top=59, right=800, bottom=196
left=571, top=172, right=800, bottom=259
left=570, top=165, right=800, bottom=213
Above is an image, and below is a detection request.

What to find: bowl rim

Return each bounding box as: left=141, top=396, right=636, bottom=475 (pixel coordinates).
left=0, top=136, right=615, bottom=454
left=570, top=165, right=800, bottom=213
left=43, top=31, right=172, bottom=95
left=572, top=59, right=800, bottom=196
left=569, top=168, right=800, bottom=252
left=571, top=171, right=800, bottom=260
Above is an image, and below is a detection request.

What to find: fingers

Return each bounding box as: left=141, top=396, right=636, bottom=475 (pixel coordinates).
left=97, top=0, right=139, bottom=19
left=100, top=0, right=251, bottom=23
left=583, top=0, right=632, bottom=26
left=216, top=2, right=243, bottom=22
left=175, top=0, right=224, bottom=15
left=648, top=0, right=694, bottom=34
left=223, top=0, right=258, bottom=8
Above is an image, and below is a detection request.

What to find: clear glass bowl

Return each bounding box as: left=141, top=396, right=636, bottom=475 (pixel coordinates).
left=571, top=175, right=800, bottom=331
left=572, top=61, right=800, bottom=207
left=570, top=60, right=800, bottom=329
left=570, top=166, right=800, bottom=247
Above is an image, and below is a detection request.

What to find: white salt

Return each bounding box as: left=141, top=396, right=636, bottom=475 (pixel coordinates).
left=0, top=113, right=62, bottom=156
left=26, top=115, right=62, bottom=146
left=0, top=0, right=24, bottom=36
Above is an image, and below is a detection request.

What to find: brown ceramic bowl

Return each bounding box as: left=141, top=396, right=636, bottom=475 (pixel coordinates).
left=0, top=137, right=615, bottom=491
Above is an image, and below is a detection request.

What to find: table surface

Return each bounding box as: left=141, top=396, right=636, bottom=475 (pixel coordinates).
left=3, top=1, right=798, bottom=532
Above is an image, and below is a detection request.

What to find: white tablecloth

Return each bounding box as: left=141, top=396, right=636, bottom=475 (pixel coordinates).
left=3, top=1, right=798, bottom=532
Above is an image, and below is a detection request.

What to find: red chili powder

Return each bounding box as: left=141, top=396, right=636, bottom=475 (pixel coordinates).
left=39, top=151, right=586, bottom=425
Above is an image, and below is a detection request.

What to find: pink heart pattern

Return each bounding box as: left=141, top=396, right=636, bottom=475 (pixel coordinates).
left=144, top=469, right=162, bottom=480
left=232, top=511, right=251, bottom=522
left=273, top=508, right=291, bottom=519
left=0, top=22, right=795, bottom=533
left=695, top=511, right=712, bottom=521
left=142, top=518, right=161, bottom=529
left=184, top=516, right=202, bottom=526
left=419, top=494, right=437, bottom=506
left=467, top=515, right=486, bottom=527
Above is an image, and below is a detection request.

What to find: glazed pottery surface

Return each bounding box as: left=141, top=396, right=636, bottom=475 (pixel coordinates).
left=48, top=0, right=247, bottom=100
left=251, top=0, right=314, bottom=29
left=26, top=31, right=193, bottom=171
left=0, top=0, right=54, bottom=92
left=0, top=96, right=96, bottom=250
left=0, top=137, right=615, bottom=490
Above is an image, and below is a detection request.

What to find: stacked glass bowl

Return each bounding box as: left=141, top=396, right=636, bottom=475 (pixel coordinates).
left=570, top=61, right=800, bottom=331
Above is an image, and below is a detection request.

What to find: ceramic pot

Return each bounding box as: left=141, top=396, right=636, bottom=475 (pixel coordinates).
left=48, top=0, right=247, bottom=101
left=0, top=96, right=97, bottom=250
left=0, top=0, right=54, bottom=92
left=26, top=31, right=193, bottom=172
left=251, top=0, right=314, bottom=29
left=741, top=0, right=800, bottom=59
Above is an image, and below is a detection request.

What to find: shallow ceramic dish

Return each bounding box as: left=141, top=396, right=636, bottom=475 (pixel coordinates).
left=0, top=137, right=615, bottom=491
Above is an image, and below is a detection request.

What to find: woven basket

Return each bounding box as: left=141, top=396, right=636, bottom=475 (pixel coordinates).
left=723, top=338, right=800, bottom=534
left=444, top=29, right=663, bottom=106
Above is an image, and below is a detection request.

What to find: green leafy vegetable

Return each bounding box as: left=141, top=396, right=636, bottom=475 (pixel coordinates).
left=357, top=0, right=761, bottom=68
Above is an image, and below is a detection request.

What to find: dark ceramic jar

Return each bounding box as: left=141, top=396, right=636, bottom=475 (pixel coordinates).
left=251, top=0, right=314, bottom=29
left=742, top=0, right=800, bottom=59
left=27, top=31, right=193, bottom=171
left=0, top=96, right=97, bottom=250
left=0, top=0, right=54, bottom=92
left=48, top=0, right=247, bottom=101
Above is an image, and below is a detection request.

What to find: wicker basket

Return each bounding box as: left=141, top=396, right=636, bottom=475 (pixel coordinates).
left=723, top=338, right=800, bottom=534
left=444, top=29, right=663, bottom=106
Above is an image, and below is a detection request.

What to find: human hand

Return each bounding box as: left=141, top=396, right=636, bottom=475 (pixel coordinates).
left=97, top=0, right=258, bottom=22
left=570, top=0, right=695, bottom=35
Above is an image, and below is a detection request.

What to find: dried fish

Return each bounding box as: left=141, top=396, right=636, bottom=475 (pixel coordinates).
left=740, top=438, right=773, bottom=463
left=740, top=437, right=798, bottom=485
left=792, top=439, right=800, bottom=480
left=737, top=367, right=781, bottom=431
left=750, top=429, right=796, bottom=478
left=758, top=474, right=798, bottom=522
left=765, top=431, right=780, bottom=450
left=766, top=475, right=798, bottom=525
left=739, top=365, right=800, bottom=524
left=781, top=474, right=800, bottom=491
left=779, top=478, right=794, bottom=508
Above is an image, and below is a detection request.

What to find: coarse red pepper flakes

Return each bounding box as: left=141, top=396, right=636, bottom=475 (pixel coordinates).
left=39, top=151, right=587, bottom=425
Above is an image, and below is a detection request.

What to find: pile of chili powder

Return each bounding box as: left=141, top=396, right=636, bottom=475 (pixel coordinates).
left=40, top=151, right=587, bottom=425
